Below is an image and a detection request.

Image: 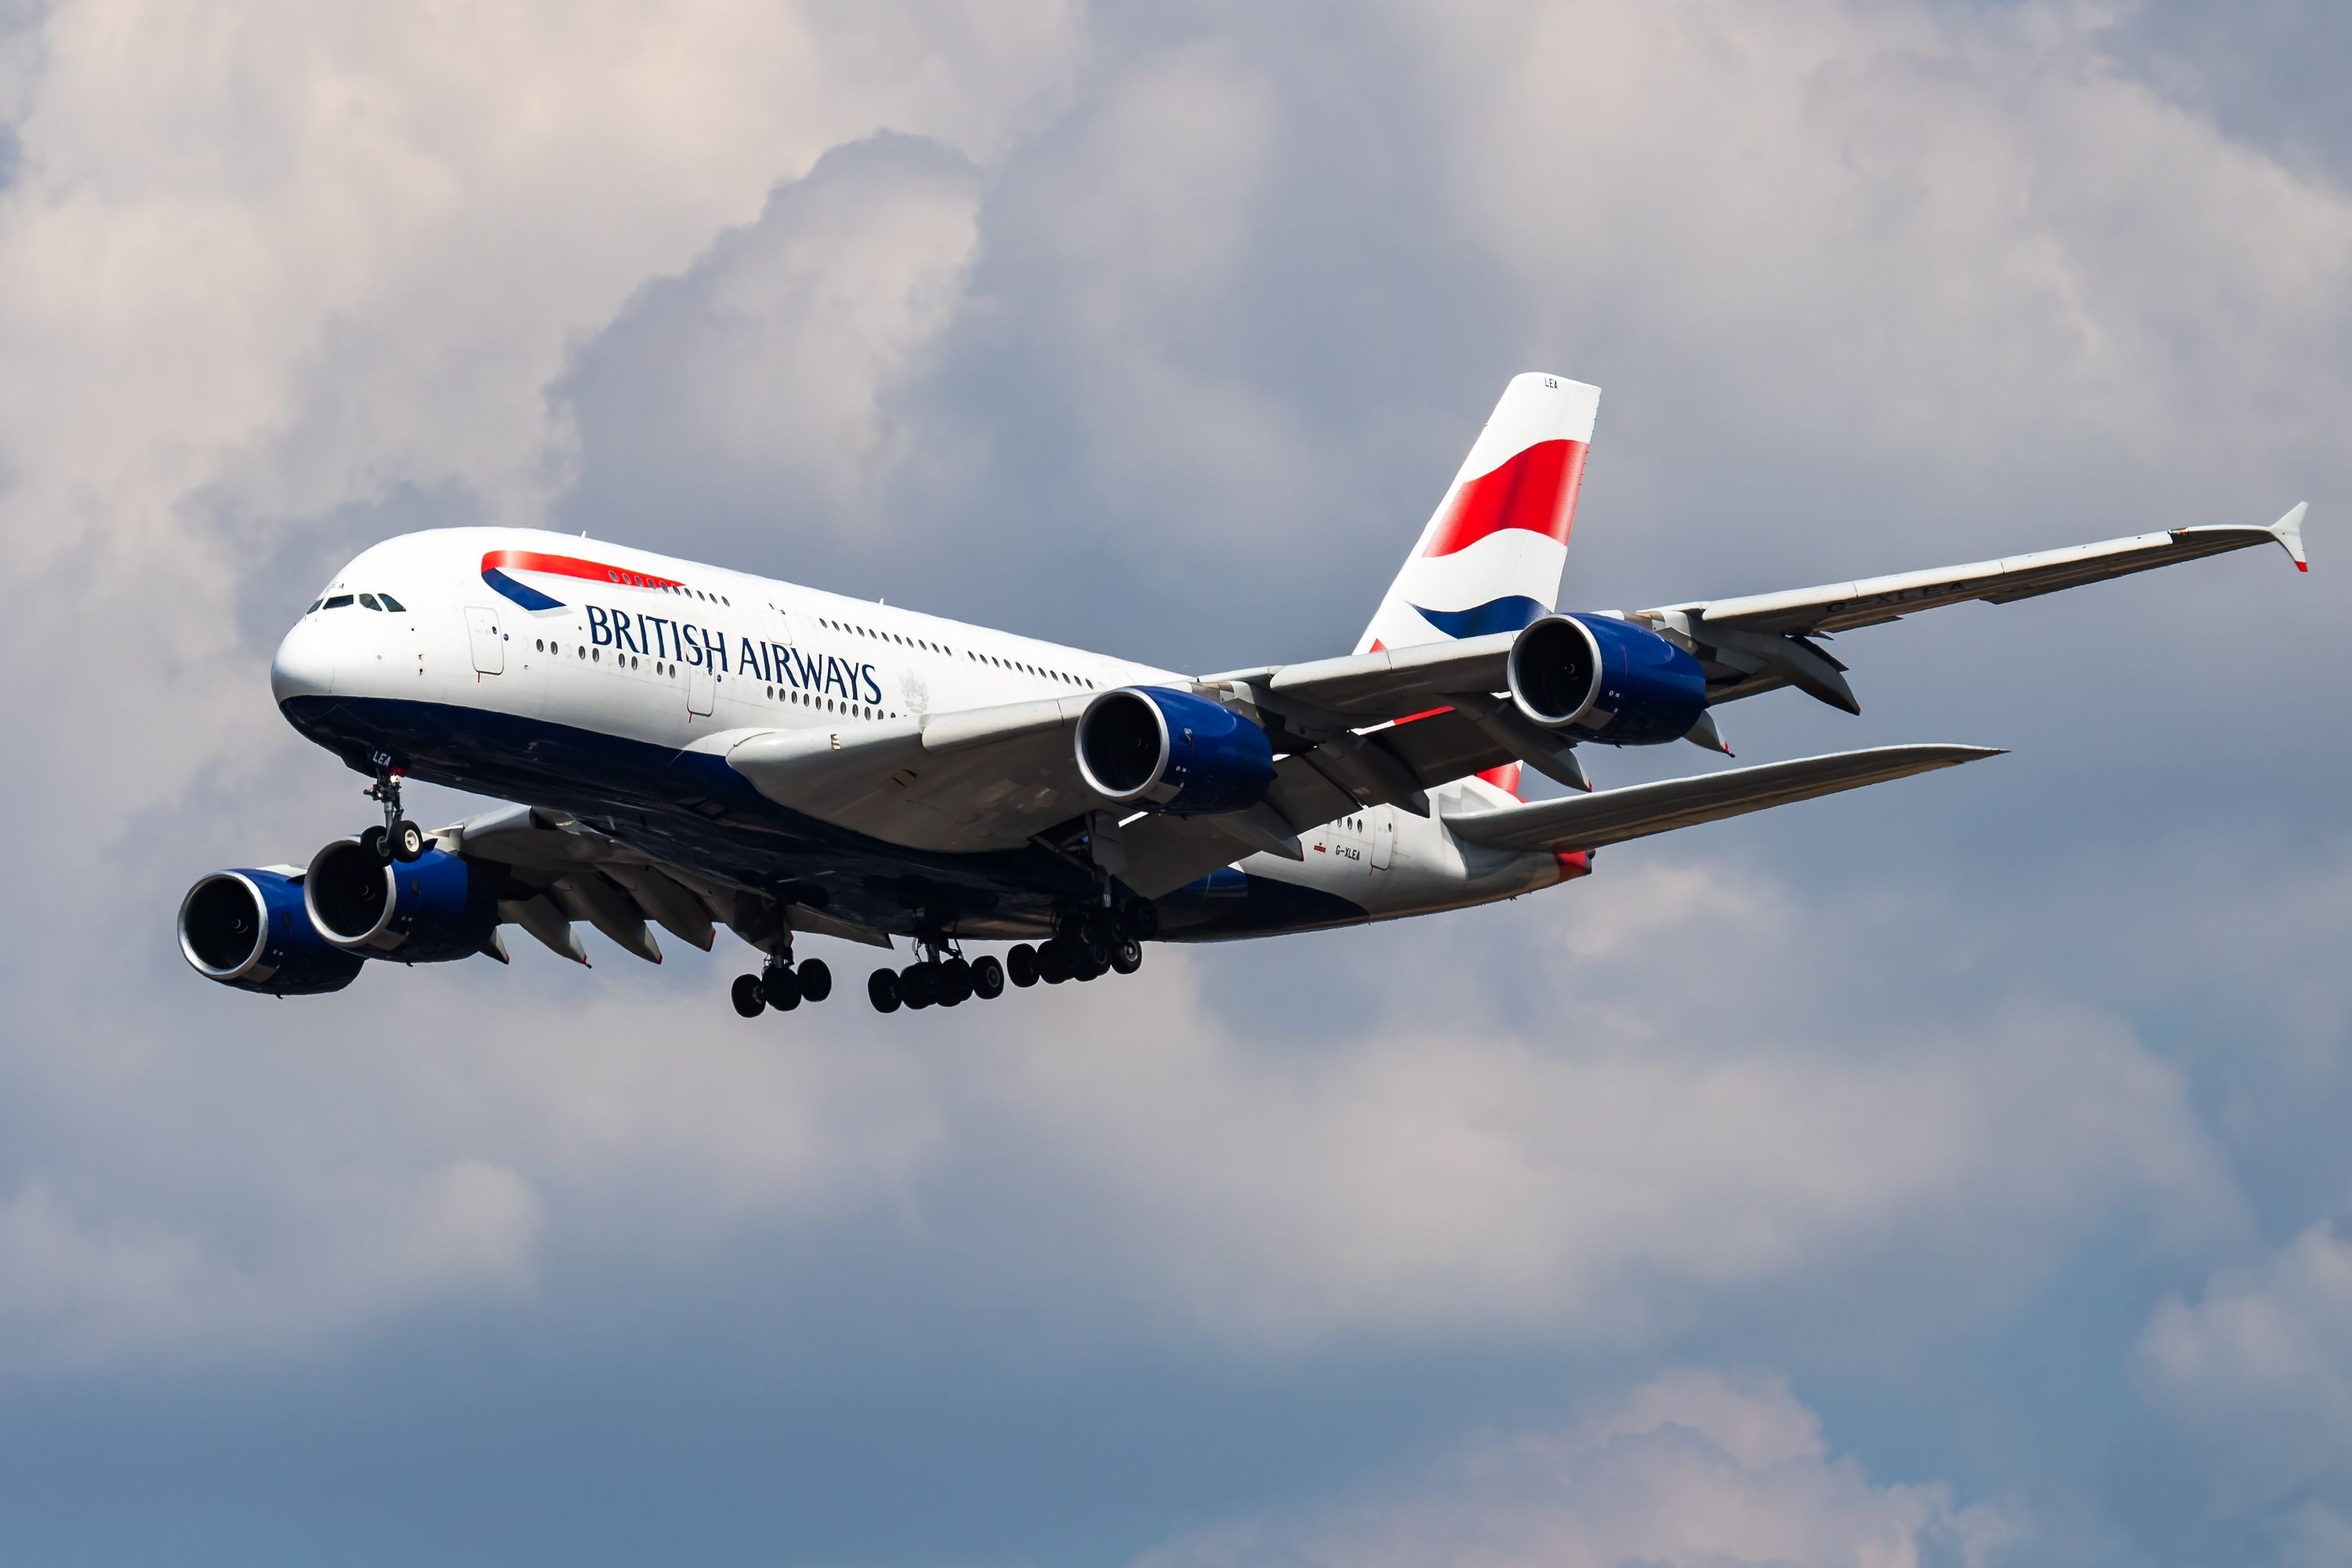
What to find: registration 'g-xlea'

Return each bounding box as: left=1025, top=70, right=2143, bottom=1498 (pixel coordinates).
left=180, top=374, right=2309, bottom=1017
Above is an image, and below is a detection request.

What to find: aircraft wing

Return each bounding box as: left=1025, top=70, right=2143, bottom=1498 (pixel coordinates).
left=1635, top=504, right=2309, bottom=712
left=724, top=695, right=1106, bottom=855
left=1441, top=743, right=2000, bottom=854
left=441, top=803, right=895, bottom=965
left=1204, top=504, right=2308, bottom=734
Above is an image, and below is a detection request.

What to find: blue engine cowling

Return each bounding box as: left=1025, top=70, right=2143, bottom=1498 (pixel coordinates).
left=1076, top=687, right=1276, bottom=815
left=178, top=868, right=366, bottom=996
left=1508, top=613, right=1708, bottom=746
left=303, top=840, right=498, bottom=964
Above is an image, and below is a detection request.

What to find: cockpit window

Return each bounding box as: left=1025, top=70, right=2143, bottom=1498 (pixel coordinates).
left=321, top=594, right=354, bottom=609
left=377, top=592, right=406, bottom=612
left=307, top=601, right=323, bottom=614
left=358, top=593, right=382, bottom=611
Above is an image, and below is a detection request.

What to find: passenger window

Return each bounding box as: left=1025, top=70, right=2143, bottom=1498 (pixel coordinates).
left=378, top=593, right=406, bottom=612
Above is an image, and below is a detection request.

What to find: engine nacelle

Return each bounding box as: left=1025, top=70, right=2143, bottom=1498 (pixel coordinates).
left=179, top=869, right=365, bottom=996
left=303, top=840, right=497, bottom=964
left=1508, top=613, right=1708, bottom=746
left=1076, top=687, right=1276, bottom=816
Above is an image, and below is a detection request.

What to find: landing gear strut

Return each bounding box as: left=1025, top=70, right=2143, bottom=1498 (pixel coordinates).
left=362, top=762, right=425, bottom=864
left=731, top=936, right=833, bottom=1021
left=869, top=934, right=1004, bottom=1014
left=1005, top=898, right=1156, bottom=990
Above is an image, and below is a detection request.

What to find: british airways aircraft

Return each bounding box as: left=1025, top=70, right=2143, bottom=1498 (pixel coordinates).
left=180, top=373, right=2309, bottom=1018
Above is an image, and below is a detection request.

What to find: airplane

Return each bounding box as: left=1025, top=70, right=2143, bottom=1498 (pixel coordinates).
left=177, top=372, right=2310, bottom=1018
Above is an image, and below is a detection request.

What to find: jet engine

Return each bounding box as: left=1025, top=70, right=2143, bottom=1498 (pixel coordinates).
left=1076, top=687, right=1276, bottom=815
left=1507, top=613, right=1708, bottom=746
left=178, top=868, right=366, bottom=995
left=303, top=839, right=498, bottom=964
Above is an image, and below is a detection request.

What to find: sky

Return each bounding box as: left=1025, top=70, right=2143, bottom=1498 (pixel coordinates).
left=1, top=1, right=2348, bottom=1563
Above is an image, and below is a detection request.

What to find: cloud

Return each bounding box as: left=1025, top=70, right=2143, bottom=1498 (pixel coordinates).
left=2138, top=1221, right=2352, bottom=1509
left=0, top=1160, right=536, bottom=1372
left=1132, top=1367, right=2019, bottom=1568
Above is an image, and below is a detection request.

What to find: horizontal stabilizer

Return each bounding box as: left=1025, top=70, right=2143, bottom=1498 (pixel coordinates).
left=1443, top=744, right=2002, bottom=854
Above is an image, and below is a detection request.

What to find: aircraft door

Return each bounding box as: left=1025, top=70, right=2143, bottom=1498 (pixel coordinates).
left=465, top=606, right=505, bottom=675
left=687, top=662, right=716, bottom=717
left=1371, top=813, right=1395, bottom=870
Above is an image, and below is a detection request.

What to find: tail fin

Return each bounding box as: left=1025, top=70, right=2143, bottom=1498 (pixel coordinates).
left=1359, top=372, right=1600, bottom=799
left=1356, top=372, right=1600, bottom=655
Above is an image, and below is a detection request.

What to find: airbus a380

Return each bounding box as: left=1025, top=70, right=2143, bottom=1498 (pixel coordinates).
left=180, top=373, right=2310, bottom=1018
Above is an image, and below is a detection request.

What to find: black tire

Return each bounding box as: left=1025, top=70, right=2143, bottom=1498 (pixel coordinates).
left=1038, top=940, right=1070, bottom=985
left=1081, top=936, right=1112, bottom=971
left=867, top=967, right=902, bottom=1014
left=765, top=968, right=801, bottom=1011
left=1110, top=938, right=1142, bottom=975
left=1007, top=943, right=1039, bottom=987
left=390, top=817, right=426, bottom=862
left=359, top=824, right=390, bottom=863
left=1125, top=901, right=1160, bottom=940
left=938, top=960, right=972, bottom=1007
left=899, top=962, right=937, bottom=1010
left=1074, top=951, right=1106, bottom=982
left=730, top=974, right=766, bottom=1018
left=797, top=958, right=832, bottom=1003
left=971, top=955, right=1005, bottom=1000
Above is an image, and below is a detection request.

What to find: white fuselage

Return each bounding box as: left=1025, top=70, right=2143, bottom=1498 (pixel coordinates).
left=270, top=528, right=1579, bottom=943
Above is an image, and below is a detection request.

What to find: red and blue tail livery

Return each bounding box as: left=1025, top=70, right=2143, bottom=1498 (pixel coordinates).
left=1359, top=373, right=1602, bottom=655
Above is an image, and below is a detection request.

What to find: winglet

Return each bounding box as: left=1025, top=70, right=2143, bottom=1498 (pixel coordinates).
left=2274, top=502, right=2309, bottom=572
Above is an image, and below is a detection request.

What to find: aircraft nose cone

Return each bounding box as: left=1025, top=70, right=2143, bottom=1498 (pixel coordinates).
left=270, top=621, right=336, bottom=702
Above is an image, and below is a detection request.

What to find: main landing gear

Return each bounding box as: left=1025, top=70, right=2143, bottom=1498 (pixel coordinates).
left=731, top=944, right=834, bottom=1019
left=868, top=902, right=1156, bottom=1014
left=360, top=763, right=426, bottom=865
left=866, top=936, right=1005, bottom=1015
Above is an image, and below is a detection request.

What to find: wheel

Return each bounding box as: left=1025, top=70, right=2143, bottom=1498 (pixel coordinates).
left=359, top=824, right=390, bottom=862
left=1038, top=940, right=1070, bottom=985
left=898, top=962, right=937, bottom=1010
left=797, top=958, right=832, bottom=1003
left=1080, top=936, right=1112, bottom=971
left=1124, top=901, right=1160, bottom=940
left=867, top=967, right=902, bottom=1014
left=730, top=974, right=766, bottom=1018
left=971, top=954, right=1005, bottom=1000
left=765, top=967, right=801, bottom=1011
left=1006, top=943, right=1039, bottom=988
left=938, top=960, right=972, bottom=1007
left=390, top=817, right=426, bottom=862
left=1109, top=938, right=1142, bottom=975
left=1073, top=951, right=1106, bottom=982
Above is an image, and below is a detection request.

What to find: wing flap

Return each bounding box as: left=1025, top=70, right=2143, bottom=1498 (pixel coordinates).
left=1443, top=744, right=2002, bottom=854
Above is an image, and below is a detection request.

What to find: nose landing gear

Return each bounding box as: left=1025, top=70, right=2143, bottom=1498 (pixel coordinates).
left=362, top=761, right=425, bottom=864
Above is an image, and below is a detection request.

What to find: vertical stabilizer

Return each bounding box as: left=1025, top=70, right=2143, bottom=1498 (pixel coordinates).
left=1356, top=372, right=1600, bottom=655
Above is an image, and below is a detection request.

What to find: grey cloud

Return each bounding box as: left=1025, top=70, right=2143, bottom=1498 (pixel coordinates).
left=1133, top=1367, right=2018, bottom=1568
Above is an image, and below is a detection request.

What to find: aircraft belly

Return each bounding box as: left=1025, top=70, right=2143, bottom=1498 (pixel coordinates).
left=275, top=694, right=1094, bottom=935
